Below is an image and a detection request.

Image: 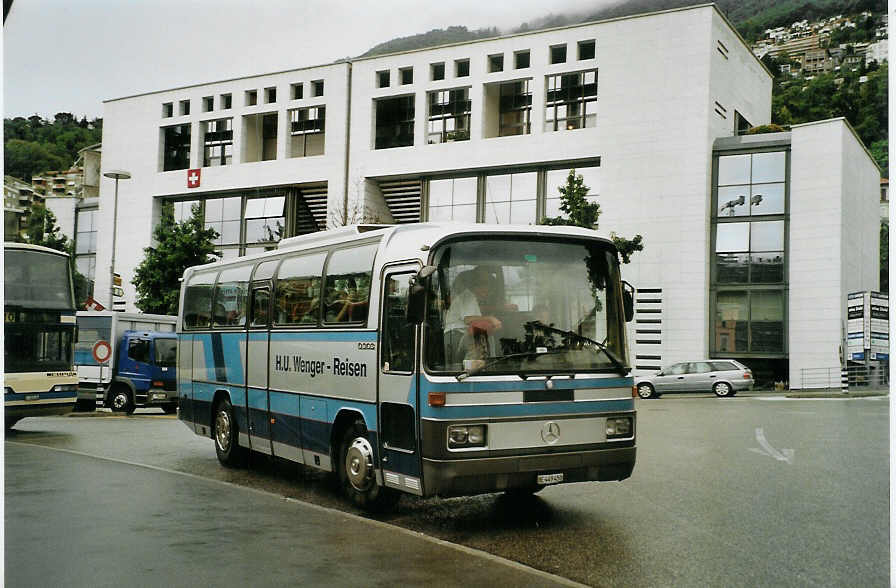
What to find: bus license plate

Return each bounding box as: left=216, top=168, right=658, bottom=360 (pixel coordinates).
left=537, top=473, right=564, bottom=485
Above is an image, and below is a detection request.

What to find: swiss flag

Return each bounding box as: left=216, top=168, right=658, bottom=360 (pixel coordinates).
left=187, top=168, right=201, bottom=189
left=84, top=296, right=105, bottom=311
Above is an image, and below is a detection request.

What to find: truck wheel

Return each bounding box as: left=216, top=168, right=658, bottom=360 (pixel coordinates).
left=213, top=397, right=247, bottom=467
left=338, top=420, right=398, bottom=511
left=109, top=386, right=135, bottom=414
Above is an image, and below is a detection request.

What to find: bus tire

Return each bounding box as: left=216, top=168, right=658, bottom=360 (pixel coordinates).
left=162, top=404, right=177, bottom=415
left=109, top=386, right=135, bottom=414
left=213, top=397, right=247, bottom=467
left=339, top=420, right=399, bottom=511
left=75, top=398, right=96, bottom=412
left=5, top=417, right=21, bottom=430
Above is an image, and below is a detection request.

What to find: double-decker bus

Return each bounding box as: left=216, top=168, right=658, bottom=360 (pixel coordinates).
left=4, top=242, right=79, bottom=429
left=177, top=223, right=636, bottom=509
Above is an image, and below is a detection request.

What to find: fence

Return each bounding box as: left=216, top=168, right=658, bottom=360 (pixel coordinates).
left=799, top=364, right=888, bottom=391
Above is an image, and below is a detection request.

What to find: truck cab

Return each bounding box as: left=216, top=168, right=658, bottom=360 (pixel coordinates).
left=108, top=331, right=178, bottom=414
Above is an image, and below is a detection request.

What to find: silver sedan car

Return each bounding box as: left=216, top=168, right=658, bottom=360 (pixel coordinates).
left=635, top=360, right=754, bottom=398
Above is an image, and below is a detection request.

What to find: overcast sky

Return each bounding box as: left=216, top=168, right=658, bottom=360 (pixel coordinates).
left=3, top=0, right=605, bottom=120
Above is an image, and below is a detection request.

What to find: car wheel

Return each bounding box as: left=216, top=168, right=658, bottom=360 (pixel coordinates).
left=713, top=382, right=733, bottom=397
left=637, top=382, right=656, bottom=399
left=214, top=397, right=247, bottom=467
left=339, top=420, right=398, bottom=511
left=109, top=386, right=135, bottom=414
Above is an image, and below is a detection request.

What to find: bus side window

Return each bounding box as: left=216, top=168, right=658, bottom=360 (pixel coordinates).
left=250, top=287, right=271, bottom=328
left=274, top=253, right=326, bottom=326
left=382, top=274, right=413, bottom=372
left=323, top=243, right=377, bottom=324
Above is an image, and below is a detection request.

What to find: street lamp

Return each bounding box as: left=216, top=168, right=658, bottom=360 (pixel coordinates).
left=103, top=169, right=131, bottom=310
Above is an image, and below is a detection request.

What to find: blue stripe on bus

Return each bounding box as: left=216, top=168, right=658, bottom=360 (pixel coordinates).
left=5, top=389, right=78, bottom=401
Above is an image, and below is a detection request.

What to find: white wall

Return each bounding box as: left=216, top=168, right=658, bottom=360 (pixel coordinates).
left=45, top=196, right=77, bottom=240
left=788, top=118, right=880, bottom=387
left=97, top=63, right=351, bottom=310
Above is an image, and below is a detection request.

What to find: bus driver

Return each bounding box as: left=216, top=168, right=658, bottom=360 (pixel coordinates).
left=444, top=266, right=504, bottom=362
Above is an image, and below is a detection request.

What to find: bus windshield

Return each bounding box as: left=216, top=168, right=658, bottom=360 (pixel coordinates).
left=424, top=237, right=629, bottom=376
left=5, top=248, right=73, bottom=310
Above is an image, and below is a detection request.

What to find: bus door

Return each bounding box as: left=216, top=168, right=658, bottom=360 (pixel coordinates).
left=377, top=266, right=423, bottom=495
left=246, top=282, right=273, bottom=455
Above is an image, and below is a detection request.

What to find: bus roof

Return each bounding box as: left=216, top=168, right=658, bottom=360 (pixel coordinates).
left=182, top=223, right=616, bottom=281
left=4, top=241, right=71, bottom=258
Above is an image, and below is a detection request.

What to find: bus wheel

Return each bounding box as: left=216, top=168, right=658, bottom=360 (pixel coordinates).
left=213, top=397, right=247, bottom=467
left=505, top=485, right=545, bottom=498
left=5, top=417, right=21, bottom=430
left=109, top=386, right=135, bottom=414
left=162, top=404, right=177, bottom=415
left=339, top=420, right=399, bottom=511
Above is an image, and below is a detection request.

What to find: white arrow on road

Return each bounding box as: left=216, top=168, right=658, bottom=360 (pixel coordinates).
left=749, top=427, right=794, bottom=464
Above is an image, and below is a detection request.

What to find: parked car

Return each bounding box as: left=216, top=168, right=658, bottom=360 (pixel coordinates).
left=635, top=360, right=753, bottom=398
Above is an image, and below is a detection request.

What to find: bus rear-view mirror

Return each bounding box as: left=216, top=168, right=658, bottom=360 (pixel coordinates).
left=406, top=265, right=436, bottom=324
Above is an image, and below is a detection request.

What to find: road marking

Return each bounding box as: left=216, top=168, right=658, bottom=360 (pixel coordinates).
left=749, top=427, right=794, bottom=464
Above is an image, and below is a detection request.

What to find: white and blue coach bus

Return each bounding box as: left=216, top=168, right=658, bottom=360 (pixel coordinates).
left=177, top=223, right=636, bottom=509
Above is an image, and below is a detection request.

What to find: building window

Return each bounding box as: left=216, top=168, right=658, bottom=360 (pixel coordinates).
left=431, top=62, right=445, bottom=81
left=550, top=44, right=567, bottom=64
left=75, top=207, right=98, bottom=298
left=514, top=50, right=530, bottom=69
left=712, top=149, right=788, bottom=356
left=734, top=111, right=752, bottom=136
left=428, top=177, right=477, bottom=222
left=204, top=196, right=243, bottom=256
left=162, top=102, right=173, bottom=118
left=545, top=70, right=598, bottom=131
left=265, top=87, right=277, bottom=103
left=455, top=59, right=470, bottom=77
left=220, top=93, right=232, bottom=109
left=312, top=80, right=324, bottom=97
left=246, top=90, right=258, bottom=106
left=427, top=88, right=470, bottom=144
left=291, top=83, right=304, bottom=100
left=489, top=53, right=504, bottom=73
left=244, top=196, right=286, bottom=245
left=714, top=290, right=784, bottom=353
left=484, top=172, right=537, bottom=224
left=375, top=95, right=415, bottom=150
left=173, top=200, right=200, bottom=223
left=544, top=166, right=600, bottom=219
left=179, top=100, right=191, bottom=116
left=497, top=79, right=532, bottom=137
left=203, top=118, right=233, bottom=167
left=400, top=67, right=413, bottom=85
left=243, top=113, right=278, bottom=162
left=289, top=106, right=325, bottom=157
left=377, top=70, right=391, bottom=88
left=578, top=39, right=596, bottom=60
left=162, top=124, right=191, bottom=171
left=203, top=96, right=214, bottom=112
left=717, top=152, right=786, bottom=217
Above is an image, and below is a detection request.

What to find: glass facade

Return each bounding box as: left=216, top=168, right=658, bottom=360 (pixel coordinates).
left=712, top=150, right=788, bottom=355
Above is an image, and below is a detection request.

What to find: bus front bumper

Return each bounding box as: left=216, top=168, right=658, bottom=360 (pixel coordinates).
left=421, top=445, right=636, bottom=498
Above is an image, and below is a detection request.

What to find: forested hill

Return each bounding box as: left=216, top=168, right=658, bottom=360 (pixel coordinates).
left=360, top=0, right=885, bottom=56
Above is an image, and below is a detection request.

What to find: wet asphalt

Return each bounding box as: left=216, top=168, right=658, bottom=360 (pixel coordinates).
left=5, top=392, right=890, bottom=586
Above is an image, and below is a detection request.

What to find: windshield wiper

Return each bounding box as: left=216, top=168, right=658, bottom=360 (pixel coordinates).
left=527, top=320, right=629, bottom=376
left=456, top=350, right=565, bottom=381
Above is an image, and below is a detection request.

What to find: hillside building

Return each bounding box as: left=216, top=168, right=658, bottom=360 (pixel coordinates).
left=93, top=3, right=880, bottom=387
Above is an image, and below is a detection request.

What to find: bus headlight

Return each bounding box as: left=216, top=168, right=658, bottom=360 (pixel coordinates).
left=606, top=417, right=632, bottom=439
left=448, top=424, right=487, bottom=449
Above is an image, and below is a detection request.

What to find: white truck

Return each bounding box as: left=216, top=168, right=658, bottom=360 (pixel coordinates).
left=74, top=311, right=177, bottom=413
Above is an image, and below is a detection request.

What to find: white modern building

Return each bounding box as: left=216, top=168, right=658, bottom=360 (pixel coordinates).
left=95, top=3, right=880, bottom=388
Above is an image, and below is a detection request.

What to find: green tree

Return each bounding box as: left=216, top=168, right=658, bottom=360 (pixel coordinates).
left=133, top=203, right=218, bottom=315
left=25, top=203, right=69, bottom=250
left=540, top=169, right=643, bottom=263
